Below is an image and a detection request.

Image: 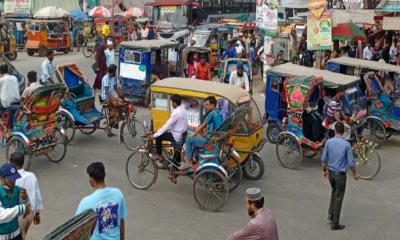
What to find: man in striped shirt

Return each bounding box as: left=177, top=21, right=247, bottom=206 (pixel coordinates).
left=325, top=88, right=346, bottom=127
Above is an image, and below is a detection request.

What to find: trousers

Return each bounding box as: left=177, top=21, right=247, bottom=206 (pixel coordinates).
left=155, top=132, right=176, bottom=155
left=328, top=171, right=347, bottom=225
left=185, top=136, right=207, bottom=161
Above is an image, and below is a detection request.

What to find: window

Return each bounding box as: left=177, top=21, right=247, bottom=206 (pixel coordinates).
left=181, top=96, right=202, bottom=128
left=152, top=93, right=169, bottom=110
left=124, top=50, right=141, bottom=63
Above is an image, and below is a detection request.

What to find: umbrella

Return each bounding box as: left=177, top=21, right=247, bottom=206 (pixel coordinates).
left=123, top=7, right=144, bottom=18
left=332, top=22, right=367, bottom=41
left=88, top=6, right=112, bottom=18
left=70, top=9, right=88, bottom=21
left=34, top=6, right=69, bottom=19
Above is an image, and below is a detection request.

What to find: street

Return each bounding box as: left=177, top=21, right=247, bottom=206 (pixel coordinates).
left=2, top=51, right=400, bottom=240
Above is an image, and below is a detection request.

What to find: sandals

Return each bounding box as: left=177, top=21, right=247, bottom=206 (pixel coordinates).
left=168, top=175, right=177, bottom=184
left=178, top=160, right=193, bottom=171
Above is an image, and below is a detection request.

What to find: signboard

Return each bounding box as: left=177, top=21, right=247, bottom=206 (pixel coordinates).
left=3, top=0, right=31, bottom=15
left=308, top=0, right=327, bottom=18
left=307, top=11, right=332, bottom=50
left=256, top=0, right=279, bottom=37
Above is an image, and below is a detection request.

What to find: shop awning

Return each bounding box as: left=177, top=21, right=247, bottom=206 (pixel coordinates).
left=331, top=9, right=375, bottom=27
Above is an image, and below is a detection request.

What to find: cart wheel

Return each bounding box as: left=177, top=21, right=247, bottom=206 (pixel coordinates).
left=125, top=150, right=158, bottom=190
left=120, top=119, right=146, bottom=151
left=79, top=121, right=98, bottom=135
left=226, top=157, right=242, bottom=192
left=276, top=133, right=303, bottom=169
left=27, top=49, right=35, bottom=56
left=5, top=136, right=32, bottom=170
left=57, top=111, right=76, bottom=143
left=38, top=47, right=47, bottom=57
left=243, top=153, right=265, bottom=180
left=46, top=128, right=68, bottom=163
left=82, top=44, right=94, bottom=58
left=354, top=143, right=381, bottom=180
left=6, top=51, right=17, bottom=61
left=266, top=122, right=281, bottom=144
left=193, top=169, right=228, bottom=212
left=365, top=118, right=387, bottom=146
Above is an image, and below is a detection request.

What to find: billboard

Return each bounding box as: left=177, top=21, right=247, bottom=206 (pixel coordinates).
left=256, top=0, right=279, bottom=37
left=307, top=11, right=333, bottom=50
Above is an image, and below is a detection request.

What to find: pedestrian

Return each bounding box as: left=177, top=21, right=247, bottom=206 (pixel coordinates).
left=93, top=44, right=107, bottom=93
left=141, top=22, right=149, bottom=40
left=10, top=152, right=43, bottom=240
left=195, top=55, right=211, bottom=81
left=0, top=163, right=30, bottom=240
left=102, top=21, right=110, bottom=39
left=363, top=43, right=373, bottom=60
left=76, top=162, right=127, bottom=240
left=228, top=188, right=279, bottom=240
left=321, top=121, right=359, bottom=231
left=104, top=40, right=115, bottom=68
left=40, top=50, right=56, bottom=84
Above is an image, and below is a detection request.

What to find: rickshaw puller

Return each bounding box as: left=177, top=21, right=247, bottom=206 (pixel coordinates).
left=0, top=64, right=21, bottom=128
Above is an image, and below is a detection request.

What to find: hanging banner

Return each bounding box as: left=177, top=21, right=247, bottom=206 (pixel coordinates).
left=307, top=11, right=332, bottom=50
left=308, top=0, right=328, bottom=18
left=3, top=0, right=32, bottom=15
left=256, top=0, right=279, bottom=37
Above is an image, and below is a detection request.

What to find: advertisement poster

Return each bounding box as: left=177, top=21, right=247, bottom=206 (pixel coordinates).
left=308, top=0, right=327, bottom=18
left=3, top=0, right=31, bottom=15
left=307, top=11, right=332, bottom=50
left=256, top=0, right=279, bottom=37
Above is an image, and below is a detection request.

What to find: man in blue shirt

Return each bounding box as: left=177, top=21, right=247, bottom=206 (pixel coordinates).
left=182, top=96, right=224, bottom=170
left=76, top=162, right=127, bottom=240
left=321, top=121, right=359, bottom=231
left=221, top=41, right=236, bottom=60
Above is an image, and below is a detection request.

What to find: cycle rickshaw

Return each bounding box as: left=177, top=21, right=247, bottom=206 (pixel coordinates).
left=55, top=63, right=145, bottom=150
left=219, top=58, right=253, bottom=93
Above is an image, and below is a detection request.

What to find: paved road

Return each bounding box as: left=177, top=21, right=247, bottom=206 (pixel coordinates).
left=2, top=51, right=399, bottom=240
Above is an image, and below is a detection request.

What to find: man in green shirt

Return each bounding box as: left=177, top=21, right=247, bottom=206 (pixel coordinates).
left=0, top=163, right=29, bottom=240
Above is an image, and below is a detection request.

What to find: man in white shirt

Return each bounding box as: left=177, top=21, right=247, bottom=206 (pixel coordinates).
left=150, top=94, right=188, bottom=162
left=141, top=23, right=149, bottom=40
left=10, top=152, right=43, bottom=240
left=21, top=71, right=42, bottom=101
left=0, top=204, right=29, bottom=224
left=389, top=42, right=398, bottom=64
left=363, top=43, right=373, bottom=60
left=0, top=64, right=20, bottom=111
left=229, top=63, right=250, bottom=93
left=104, top=40, right=115, bottom=68
left=40, top=50, right=56, bottom=84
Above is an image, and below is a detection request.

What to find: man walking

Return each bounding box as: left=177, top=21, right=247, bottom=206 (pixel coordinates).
left=228, top=188, right=279, bottom=240
left=76, top=162, right=127, bottom=240
left=321, top=121, right=359, bottom=230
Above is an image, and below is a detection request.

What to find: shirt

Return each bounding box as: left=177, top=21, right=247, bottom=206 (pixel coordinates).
left=0, top=186, right=22, bottom=235
left=41, top=58, right=56, bottom=83
left=195, top=63, right=211, bottom=80
left=390, top=46, right=398, bottom=62
left=154, top=105, right=188, bottom=142
left=218, top=98, right=230, bottom=121
left=228, top=207, right=279, bottom=240
left=102, top=24, right=110, bottom=37
left=321, top=136, right=356, bottom=173
left=16, top=169, right=43, bottom=211
left=104, top=48, right=115, bottom=68
left=76, top=187, right=127, bottom=240
left=222, top=47, right=236, bottom=59
left=229, top=71, right=250, bottom=93
left=0, top=204, right=26, bottom=224
left=101, top=74, right=117, bottom=101
left=141, top=28, right=149, bottom=39
left=21, top=82, right=42, bottom=99
left=363, top=47, right=373, bottom=60
left=326, top=98, right=342, bottom=120
left=0, top=74, right=20, bottom=108
left=204, top=108, right=223, bottom=138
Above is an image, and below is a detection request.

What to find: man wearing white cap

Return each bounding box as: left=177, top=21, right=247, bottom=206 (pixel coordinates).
left=104, top=40, right=115, bottom=68
left=228, top=188, right=279, bottom=240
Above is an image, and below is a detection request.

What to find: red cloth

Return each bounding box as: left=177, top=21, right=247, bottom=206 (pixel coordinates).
left=195, top=63, right=210, bottom=80
left=93, top=44, right=107, bottom=90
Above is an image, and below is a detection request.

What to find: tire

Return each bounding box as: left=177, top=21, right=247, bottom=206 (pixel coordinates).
left=193, top=169, right=228, bottom=212
left=45, top=128, right=68, bottom=163
left=365, top=118, right=387, bottom=146
left=125, top=150, right=158, bottom=190
left=79, top=121, right=98, bottom=135
left=57, top=111, right=76, bottom=143
left=276, top=133, right=303, bottom=169
left=83, top=43, right=94, bottom=58
left=226, top=155, right=242, bottom=192
left=63, top=48, right=70, bottom=54
left=243, top=153, right=265, bottom=180
left=5, top=136, right=32, bottom=170
left=38, top=47, right=47, bottom=57
left=354, top=143, right=381, bottom=180
left=6, top=51, right=17, bottom=61
left=266, top=122, right=281, bottom=144
left=27, top=49, right=35, bottom=56
left=120, top=119, right=146, bottom=151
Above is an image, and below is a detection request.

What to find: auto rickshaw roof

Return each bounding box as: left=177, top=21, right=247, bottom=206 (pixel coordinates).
left=27, top=19, right=67, bottom=23
left=271, top=63, right=360, bottom=88
left=151, top=77, right=250, bottom=104
left=327, top=56, right=400, bottom=73
left=286, top=75, right=320, bottom=86
left=119, top=40, right=179, bottom=50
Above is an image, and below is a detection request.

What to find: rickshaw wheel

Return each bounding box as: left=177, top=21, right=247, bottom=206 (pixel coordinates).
left=225, top=157, right=242, bottom=192
left=57, top=111, right=76, bottom=143
left=365, top=118, right=387, bottom=146
left=82, top=44, right=94, bottom=58
left=125, top=150, right=158, bottom=190
left=120, top=119, right=146, bottom=151
left=46, top=128, right=68, bottom=163
left=243, top=153, right=265, bottom=180
left=79, top=121, right=98, bottom=135
left=38, top=47, right=47, bottom=57
left=193, top=169, right=228, bottom=212
left=266, top=122, right=281, bottom=144
left=5, top=136, right=32, bottom=170
left=27, top=49, right=35, bottom=56
left=354, top=146, right=381, bottom=180
left=276, top=133, right=303, bottom=169
left=6, top=51, right=17, bottom=61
